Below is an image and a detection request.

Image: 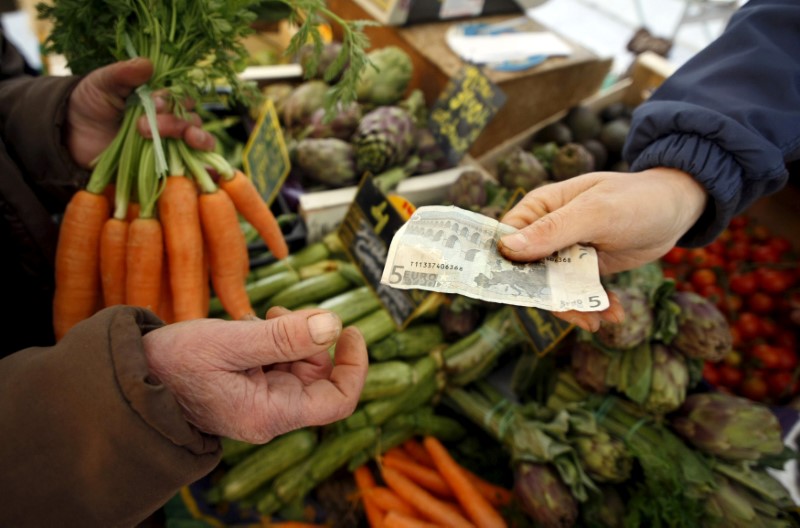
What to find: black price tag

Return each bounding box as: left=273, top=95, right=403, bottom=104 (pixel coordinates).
left=514, top=307, right=574, bottom=356
left=428, top=65, right=507, bottom=166
left=243, top=99, right=290, bottom=206
left=338, top=175, right=429, bottom=329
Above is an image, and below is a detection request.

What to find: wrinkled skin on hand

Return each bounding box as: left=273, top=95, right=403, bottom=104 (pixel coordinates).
left=142, top=307, right=368, bottom=444
left=499, top=168, right=707, bottom=332
left=66, top=57, right=215, bottom=168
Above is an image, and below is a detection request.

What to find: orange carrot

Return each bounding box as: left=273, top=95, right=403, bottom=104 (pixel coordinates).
left=125, top=217, right=164, bottom=311
left=201, top=245, right=211, bottom=317
left=354, top=465, right=384, bottom=528
left=402, top=438, right=435, bottom=468
left=99, top=217, right=129, bottom=307
left=383, top=453, right=453, bottom=498
left=156, top=253, right=175, bottom=324
left=53, top=189, right=110, bottom=340
left=364, top=487, right=418, bottom=518
left=463, top=470, right=513, bottom=508
left=383, top=511, right=441, bottom=528
left=125, top=202, right=141, bottom=222
left=384, top=447, right=415, bottom=464
left=381, top=467, right=474, bottom=528
left=423, top=436, right=506, bottom=528
left=220, top=170, right=289, bottom=260
left=158, top=175, right=206, bottom=321
left=198, top=189, right=254, bottom=320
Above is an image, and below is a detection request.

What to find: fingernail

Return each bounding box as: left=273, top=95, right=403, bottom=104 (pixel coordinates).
left=500, top=232, right=527, bottom=252
left=307, top=313, right=341, bottom=345
left=188, top=126, right=211, bottom=147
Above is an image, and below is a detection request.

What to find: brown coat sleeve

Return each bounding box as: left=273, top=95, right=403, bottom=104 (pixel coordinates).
left=0, top=306, right=222, bottom=527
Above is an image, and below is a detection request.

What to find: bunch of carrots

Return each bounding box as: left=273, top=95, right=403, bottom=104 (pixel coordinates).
left=53, top=133, right=288, bottom=340
left=353, top=436, right=512, bottom=528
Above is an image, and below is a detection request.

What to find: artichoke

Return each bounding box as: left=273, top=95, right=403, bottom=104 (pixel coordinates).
left=282, top=80, right=328, bottom=130
left=570, top=341, right=613, bottom=394
left=551, top=143, right=595, bottom=181
left=295, top=138, right=356, bottom=187
left=579, top=486, right=625, bottom=528
left=496, top=147, right=549, bottom=190
left=399, top=89, right=428, bottom=128
left=703, top=476, right=762, bottom=528
left=356, top=46, right=413, bottom=106
left=298, top=42, right=346, bottom=83
left=261, top=82, right=294, bottom=117
left=304, top=102, right=362, bottom=141
left=445, top=169, right=488, bottom=209
left=352, top=106, right=415, bottom=175
left=671, top=291, right=732, bottom=362
left=412, top=127, right=446, bottom=175
left=574, top=430, right=632, bottom=483
left=670, top=392, right=784, bottom=461
left=514, top=463, right=579, bottom=528
left=595, top=287, right=653, bottom=350
left=641, top=343, right=689, bottom=415
left=531, top=141, right=560, bottom=173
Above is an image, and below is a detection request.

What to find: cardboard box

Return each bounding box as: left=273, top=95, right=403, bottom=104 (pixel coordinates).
left=478, top=51, right=675, bottom=175
left=351, top=0, right=528, bottom=27
left=326, top=0, right=613, bottom=159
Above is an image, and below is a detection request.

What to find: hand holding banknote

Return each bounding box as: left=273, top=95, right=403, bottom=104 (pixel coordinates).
left=497, top=169, right=708, bottom=330
left=382, top=205, right=612, bottom=317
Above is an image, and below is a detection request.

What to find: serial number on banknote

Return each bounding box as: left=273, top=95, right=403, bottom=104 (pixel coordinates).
left=409, top=261, right=465, bottom=272
left=545, top=256, right=572, bottom=263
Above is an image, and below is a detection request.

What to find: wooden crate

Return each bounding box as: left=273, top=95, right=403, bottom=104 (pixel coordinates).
left=326, top=0, right=613, bottom=158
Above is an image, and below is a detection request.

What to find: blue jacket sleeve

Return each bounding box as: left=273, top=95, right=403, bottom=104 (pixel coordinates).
left=623, top=0, right=800, bottom=246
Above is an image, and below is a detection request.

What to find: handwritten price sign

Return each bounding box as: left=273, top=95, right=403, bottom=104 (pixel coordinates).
left=243, top=99, right=290, bottom=206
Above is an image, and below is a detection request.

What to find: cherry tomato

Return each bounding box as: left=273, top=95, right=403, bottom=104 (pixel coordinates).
left=690, top=268, right=716, bottom=289
left=717, top=229, right=733, bottom=244
left=774, top=346, right=799, bottom=371
left=756, top=269, right=793, bottom=294
left=767, top=236, right=792, bottom=256
left=747, top=292, right=776, bottom=314
left=740, top=372, right=769, bottom=401
left=717, top=364, right=744, bottom=389
left=706, top=240, right=726, bottom=255
left=735, top=312, right=763, bottom=341
left=750, top=343, right=783, bottom=370
left=775, top=330, right=798, bottom=350
left=767, top=371, right=799, bottom=400
left=751, top=244, right=780, bottom=263
left=703, top=254, right=725, bottom=269
left=662, top=247, right=687, bottom=265
left=729, top=272, right=758, bottom=297
left=699, top=284, right=725, bottom=308
left=687, top=248, right=713, bottom=267
left=662, top=268, right=678, bottom=280
left=726, top=241, right=750, bottom=261
left=760, top=318, right=779, bottom=339
left=723, top=349, right=743, bottom=367
left=750, top=225, right=771, bottom=242
left=721, top=294, right=743, bottom=316
left=729, top=216, right=748, bottom=230
left=729, top=326, right=743, bottom=349
left=702, top=362, right=721, bottom=386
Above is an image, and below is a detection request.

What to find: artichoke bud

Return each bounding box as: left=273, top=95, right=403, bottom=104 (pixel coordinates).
left=670, top=392, right=784, bottom=461
left=596, top=287, right=653, bottom=350
left=304, top=102, right=362, bottom=141
left=353, top=106, right=415, bottom=175
left=703, top=476, right=760, bottom=528
left=298, top=42, right=347, bottom=83
left=641, top=343, right=689, bottom=415
left=514, top=463, right=579, bottom=528
left=445, top=169, right=489, bottom=209
left=412, top=127, right=446, bottom=175
left=551, top=143, right=595, bottom=181
left=295, top=138, right=356, bottom=187
left=574, top=430, right=633, bottom=483
left=356, top=46, right=413, bottom=106
left=282, top=80, right=329, bottom=130
left=531, top=141, right=560, bottom=172
left=570, top=340, right=613, bottom=394
left=671, top=291, right=732, bottom=362
left=496, top=147, right=549, bottom=191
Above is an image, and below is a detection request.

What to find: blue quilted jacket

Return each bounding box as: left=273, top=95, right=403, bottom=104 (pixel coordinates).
left=624, top=0, right=800, bottom=246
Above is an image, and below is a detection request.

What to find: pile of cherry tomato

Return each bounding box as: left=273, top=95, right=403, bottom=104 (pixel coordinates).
left=660, top=215, right=800, bottom=404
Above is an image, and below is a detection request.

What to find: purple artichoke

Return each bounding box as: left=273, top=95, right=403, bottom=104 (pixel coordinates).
left=596, top=287, right=653, bottom=350
left=671, top=291, right=733, bottom=362
left=514, top=463, right=578, bottom=528
left=352, top=106, right=415, bottom=175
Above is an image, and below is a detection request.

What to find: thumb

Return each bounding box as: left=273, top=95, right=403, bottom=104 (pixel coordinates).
left=87, top=57, right=154, bottom=103
left=217, top=310, right=343, bottom=370
left=498, top=199, right=598, bottom=262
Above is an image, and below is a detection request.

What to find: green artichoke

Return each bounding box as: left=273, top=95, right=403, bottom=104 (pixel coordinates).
left=282, top=80, right=329, bottom=129
left=496, top=147, right=549, bottom=190
left=295, top=138, right=356, bottom=187
left=670, top=392, right=784, bottom=461
left=641, top=343, right=689, bottom=415
left=298, top=42, right=346, bottom=83
left=399, top=89, right=428, bottom=128
left=703, top=475, right=763, bottom=528
left=570, top=341, right=613, bottom=394
left=531, top=141, right=560, bottom=173
left=445, top=169, right=488, bottom=209
left=596, top=287, right=653, bottom=350
left=356, top=46, right=413, bottom=106
left=552, top=143, right=595, bottom=181
left=671, top=291, right=732, bottom=362
left=352, top=106, right=416, bottom=175
left=514, top=463, right=579, bottom=528
left=412, top=127, right=446, bottom=174
left=305, top=102, right=362, bottom=141
left=261, top=82, right=294, bottom=117
left=574, top=429, right=633, bottom=483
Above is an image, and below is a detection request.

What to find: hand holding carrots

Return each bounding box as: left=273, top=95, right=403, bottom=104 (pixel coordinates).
left=66, top=57, right=214, bottom=168
left=141, top=307, right=368, bottom=443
